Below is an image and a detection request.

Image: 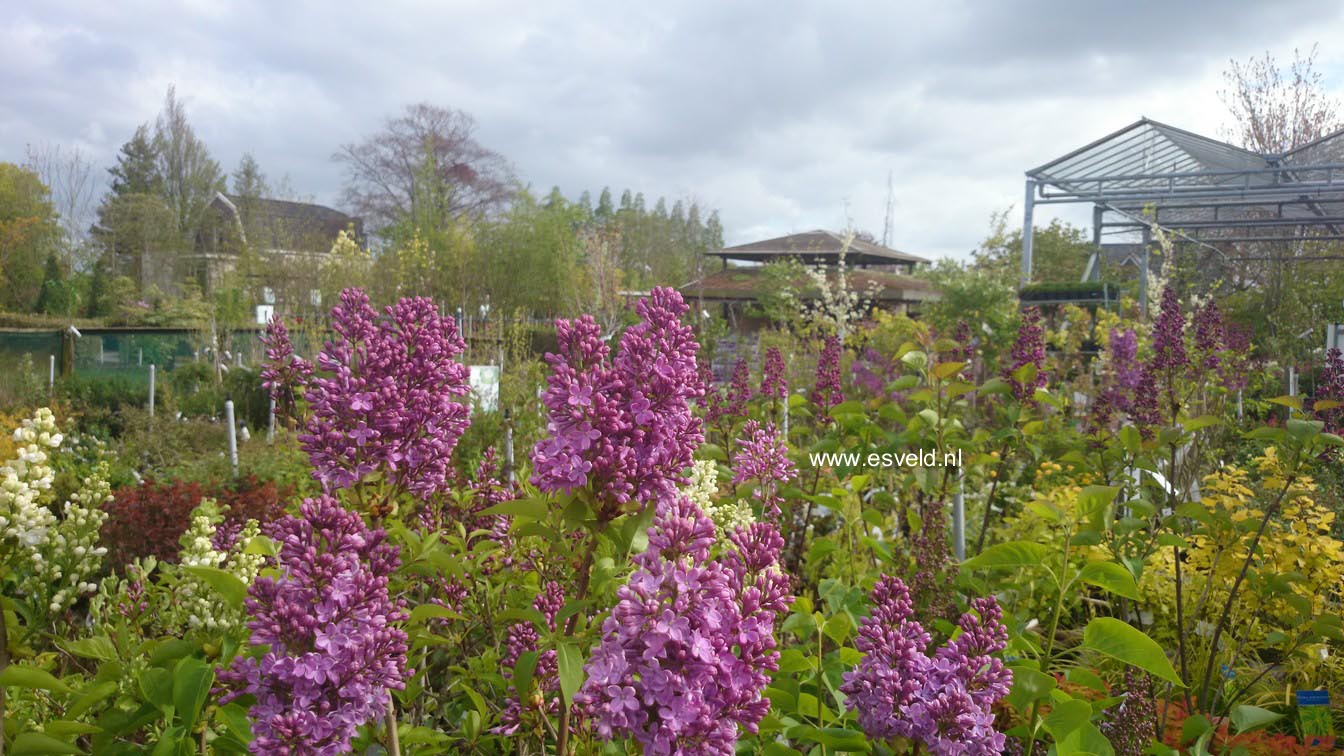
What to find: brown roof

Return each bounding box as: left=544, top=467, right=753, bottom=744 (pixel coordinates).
left=213, top=193, right=363, bottom=253
left=681, top=266, right=937, bottom=303
left=712, top=230, right=929, bottom=267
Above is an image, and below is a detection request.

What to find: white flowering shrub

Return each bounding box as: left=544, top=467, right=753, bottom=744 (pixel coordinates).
left=683, top=458, right=754, bottom=538
left=163, top=498, right=267, bottom=636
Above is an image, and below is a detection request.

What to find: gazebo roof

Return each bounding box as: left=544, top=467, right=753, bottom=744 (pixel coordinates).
left=711, top=230, right=929, bottom=267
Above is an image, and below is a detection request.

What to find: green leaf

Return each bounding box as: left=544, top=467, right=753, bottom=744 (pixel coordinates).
left=10, top=732, right=82, bottom=755
left=137, top=667, right=175, bottom=712
left=173, top=657, right=214, bottom=731
left=1077, top=485, right=1119, bottom=521
left=786, top=725, right=871, bottom=752
left=962, top=541, right=1050, bottom=570
left=977, top=377, right=1012, bottom=396
left=1007, top=666, right=1056, bottom=710
left=1081, top=617, right=1184, bottom=687
left=1181, top=714, right=1213, bottom=744
left=1184, top=415, right=1222, bottom=432
left=1230, top=704, right=1283, bottom=734
left=901, top=350, right=929, bottom=371
left=1057, top=720, right=1116, bottom=756
left=61, top=635, right=118, bottom=662
left=1044, top=698, right=1094, bottom=740
left=36, top=721, right=100, bottom=738
left=408, top=604, right=463, bottom=625
left=182, top=565, right=248, bottom=609
left=0, top=664, right=75, bottom=694
left=822, top=612, right=854, bottom=645
left=512, top=650, right=538, bottom=703
left=933, top=361, right=966, bottom=380
left=1078, top=561, right=1140, bottom=600
left=557, top=642, right=585, bottom=706
left=1267, top=395, right=1303, bottom=411
left=478, top=496, right=550, bottom=520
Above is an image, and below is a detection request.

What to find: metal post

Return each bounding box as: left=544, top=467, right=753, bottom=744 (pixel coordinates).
left=1237, top=389, right=1243, bottom=421
left=1139, top=227, right=1152, bottom=315
left=138, top=348, right=143, bottom=366
left=148, top=364, right=156, bottom=419
left=1021, top=179, right=1036, bottom=288
left=48, top=355, right=55, bottom=395
left=952, top=467, right=966, bottom=561
left=503, top=409, right=515, bottom=485
left=225, top=399, right=238, bottom=477
left=1086, top=204, right=1104, bottom=282
left=267, top=398, right=276, bottom=444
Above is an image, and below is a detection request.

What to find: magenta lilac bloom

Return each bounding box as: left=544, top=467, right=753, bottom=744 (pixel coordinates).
left=760, top=347, right=787, bottom=401
left=218, top=495, right=409, bottom=756
left=812, top=335, right=844, bottom=415
left=260, top=318, right=313, bottom=417
left=578, top=497, right=790, bottom=754
left=1192, top=301, right=1224, bottom=371
left=1150, top=287, right=1189, bottom=372
left=732, top=420, right=796, bottom=519
left=299, top=290, right=471, bottom=501
left=1318, top=348, right=1344, bottom=434
left=497, top=581, right=567, bottom=734
left=532, top=287, right=703, bottom=519
left=1003, top=307, right=1047, bottom=402
left=726, top=358, right=752, bottom=417
left=841, top=576, right=1011, bottom=756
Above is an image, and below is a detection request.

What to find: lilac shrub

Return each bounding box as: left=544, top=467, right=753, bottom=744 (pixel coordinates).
left=298, top=291, right=471, bottom=505
left=732, top=420, right=796, bottom=520
left=578, top=496, right=790, bottom=754
left=812, top=335, right=844, bottom=418
left=218, top=495, right=409, bottom=755
left=531, top=287, right=703, bottom=520
left=841, top=576, right=1012, bottom=756
left=1003, top=307, right=1047, bottom=402
left=760, top=346, right=787, bottom=402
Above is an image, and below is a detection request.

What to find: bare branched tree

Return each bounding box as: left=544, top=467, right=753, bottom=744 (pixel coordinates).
left=153, top=86, right=225, bottom=243
left=334, top=104, right=514, bottom=236
left=1219, top=45, right=1342, bottom=153
left=24, top=142, right=100, bottom=269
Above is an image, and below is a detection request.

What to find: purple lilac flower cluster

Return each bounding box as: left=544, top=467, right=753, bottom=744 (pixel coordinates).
left=531, top=287, right=704, bottom=520
left=1192, top=301, right=1224, bottom=371
left=1149, top=288, right=1189, bottom=373
left=950, top=320, right=976, bottom=364
left=1003, top=307, right=1048, bottom=403
left=497, top=581, right=567, bottom=734
left=1219, top=323, right=1253, bottom=392
left=218, top=495, right=409, bottom=756
left=812, top=335, right=844, bottom=417
left=1089, top=328, right=1142, bottom=433
left=1099, top=669, right=1156, bottom=756
left=851, top=347, right=903, bottom=400
left=909, top=497, right=956, bottom=621
left=259, top=318, right=313, bottom=420
left=732, top=420, right=796, bottom=519
left=726, top=359, right=753, bottom=418
left=841, top=576, right=1012, bottom=756
left=760, top=347, right=787, bottom=401
left=298, top=290, right=471, bottom=503
left=578, top=496, right=790, bottom=754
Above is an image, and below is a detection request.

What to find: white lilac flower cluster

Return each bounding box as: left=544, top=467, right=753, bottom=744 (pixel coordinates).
left=22, top=460, right=112, bottom=615
left=0, top=408, right=62, bottom=551
left=170, top=499, right=265, bottom=634
left=683, top=458, right=754, bottom=539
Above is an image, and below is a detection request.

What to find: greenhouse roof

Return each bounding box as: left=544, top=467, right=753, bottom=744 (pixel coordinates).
left=1026, top=118, right=1344, bottom=246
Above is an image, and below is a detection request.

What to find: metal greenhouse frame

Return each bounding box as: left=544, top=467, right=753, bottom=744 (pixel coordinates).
left=1022, top=118, right=1344, bottom=305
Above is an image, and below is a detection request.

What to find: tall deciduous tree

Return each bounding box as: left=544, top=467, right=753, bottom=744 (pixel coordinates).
left=153, top=86, right=225, bottom=243
left=24, top=142, right=100, bottom=270
left=334, top=104, right=514, bottom=237
left=0, top=163, right=60, bottom=311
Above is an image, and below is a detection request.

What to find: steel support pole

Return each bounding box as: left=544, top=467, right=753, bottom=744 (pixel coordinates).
left=225, top=399, right=239, bottom=477
left=1021, top=179, right=1037, bottom=288
left=148, top=365, right=156, bottom=419
left=1088, top=205, right=1104, bottom=282
left=1139, top=227, right=1152, bottom=315
left=952, top=467, right=966, bottom=562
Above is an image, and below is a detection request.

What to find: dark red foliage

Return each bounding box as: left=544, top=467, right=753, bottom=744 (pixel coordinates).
left=101, top=476, right=291, bottom=570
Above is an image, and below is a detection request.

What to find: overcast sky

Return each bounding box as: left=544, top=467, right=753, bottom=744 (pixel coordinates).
left=3, top=0, right=1343, bottom=261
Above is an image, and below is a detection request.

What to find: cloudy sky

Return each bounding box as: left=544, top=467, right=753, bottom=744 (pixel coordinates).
left=3, top=0, right=1342, bottom=261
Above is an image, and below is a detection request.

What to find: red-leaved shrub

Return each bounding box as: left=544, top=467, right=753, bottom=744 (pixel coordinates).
left=101, top=476, right=290, bottom=570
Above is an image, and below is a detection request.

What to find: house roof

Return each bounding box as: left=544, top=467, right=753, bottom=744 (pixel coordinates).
left=710, top=229, right=929, bottom=266
left=213, top=192, right=362, bottom=252
left=680, top=265, right=937, bottom=304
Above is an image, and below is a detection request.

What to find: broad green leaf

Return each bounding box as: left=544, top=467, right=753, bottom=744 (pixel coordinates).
left=138, top=667, right=175, bottom=712
left=1230, top=704, right=1283, bottom=734
left=478, top=496, right=550, bottom=520
left=512, top=650, right=539, bottom=703
left=61, top=636, right=117, bottom=662
left=1078, top=561, right=1140, bottom=600
left=0, top=664, right=74, bottom=694
left=36, top=721, right=100, bottom=738
left=173, top=657, right=214, bottom=731
left=10, top=732, right=82, bottom=755
left=408, top=604, right=463, bottom=625
left=183, top=565, right=248, bottom=609
left=962, top=541, right=1050, bottom=570
left=1077, top=485, right=1119, bottom=521
left=1081, top=617, right=1183, bottom=687
left=1043, top=698, right=1093, bottom=739
left=932, top=361, right=966, bottom=380
left=786, top=725, right=871, bottom=752
left=1267, top=395, right=1302, bottom=411
left=1006, top=666, right=1055, bottom=710
left=557, top=642, right=585, bottom=705
left=901, top=350, right=929, bottom=371
left=1184, top=415, right=1222, bottom=432
left=1057, top=720, right=1116, bottom=756
left=822, top=612, right=853, bottom=645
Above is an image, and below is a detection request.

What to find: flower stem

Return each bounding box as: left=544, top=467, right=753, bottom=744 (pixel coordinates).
left=385, top=699, right=401, bottom=756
